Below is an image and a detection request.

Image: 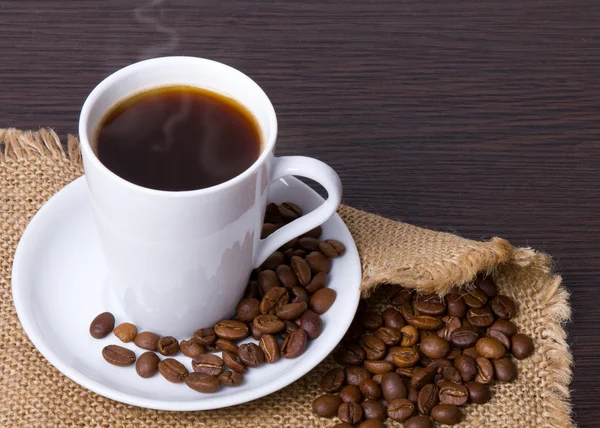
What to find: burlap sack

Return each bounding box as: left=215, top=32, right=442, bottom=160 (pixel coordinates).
left=0, top=129, right=572, bottom=427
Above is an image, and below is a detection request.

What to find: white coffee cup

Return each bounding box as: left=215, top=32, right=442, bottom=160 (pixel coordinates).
left=79, top=57, right=342, bottom=337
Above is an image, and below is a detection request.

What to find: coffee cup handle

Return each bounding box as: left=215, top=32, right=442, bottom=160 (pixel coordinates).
left=254, top=156, right=342, bottom=267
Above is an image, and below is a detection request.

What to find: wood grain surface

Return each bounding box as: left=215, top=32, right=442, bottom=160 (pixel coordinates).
left=1, top=0, right=598, bottom=425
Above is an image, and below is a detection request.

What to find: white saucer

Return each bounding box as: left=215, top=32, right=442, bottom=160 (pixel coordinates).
left=12, top=176, right=361, bottom=411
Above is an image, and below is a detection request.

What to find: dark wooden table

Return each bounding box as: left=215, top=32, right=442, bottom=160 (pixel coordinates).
left=1, top=0, right=597, bottom=425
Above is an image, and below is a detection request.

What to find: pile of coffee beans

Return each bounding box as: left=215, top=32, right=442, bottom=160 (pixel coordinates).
left=312, top=276, right=534, bottom=428
left=89, top=202, right=344, bottom=393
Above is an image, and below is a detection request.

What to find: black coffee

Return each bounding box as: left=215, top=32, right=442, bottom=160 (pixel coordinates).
left=95, top=85, right=261, bottom=191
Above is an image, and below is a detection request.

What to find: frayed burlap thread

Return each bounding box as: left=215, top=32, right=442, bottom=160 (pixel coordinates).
left=0, top=129, right=572, bottom=427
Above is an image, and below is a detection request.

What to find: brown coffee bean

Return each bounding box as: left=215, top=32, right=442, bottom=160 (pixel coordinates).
left=374, top=326, right=402, bottom=346
left=364, top=359, right=394, bottom=375
left=243, top=280, right=261, bottom=299
left=281, top=328, right=308, bottom=358
left=359, top=335, right=387, bottom=360
left=193, top=328, right=216, bottom=346
left=420, top=335, right=450, bottom=359
left=261, top=222, right=279, bottom=239
left=291, top=256, right=312, bottom=286
left=133, top=331, right=161, bottom=351
left=260, top=287, right=289, bottom=315
left=440, top=366, right=462, bottom=383
left=298, top=236, right=320, bottom=251
left=338, top=402, right=364, bottom=424
left=309, top=288, right=337, bottom=314
left=192, top=354, right=224, bottom=376
left=186, top=372, right=220, bottom=393
left=135, top=351, right=159, bottom=378
left=89, top=312, right=115, bottom=339
left=215, top=338, right=238, bottom=354
left=335, top=343, right=366, bottom=365
left=466, top=381, right=491, bottom=404
left=446, top=347, right=461, bottom=360
left=463, top=346, right=480, bottom=359
left=339, top=384, right=363, bottom=403
left=493, top=356, right=518, bottom=382
left=491, top=295, right=517, bottom=319
left=288, top=249, right=307, bottom=259
left=275, top=264, right=298, bottom=289
left=449, top=327, right=479, bottom=348
left=408, top=315, right=443, bottom=331
left=391, top=347, right=420, bottom=368
left=395, top=366, right=416, bottom=379
left=511, top=333, right=534, bottom=359
left=400, top=325, right=419, bottom=347
left=264, top=202, right=282, bottom=223
left=467, top=306, right=495, bottom=327
left=275, top=301, right=307, bottom=320
left=360, top=379, right=382, bottom=400
left=155, top=336, right=179, bottom=356
left=102, top=345, right=135, bottom=367
left=297, top=310, right=322, bottom=339
left=405, top=415, right=434, bottom=428
left=382, top=308, right=406, bottom=329
left=489, top=319, right=518, bottom=337
left=180, top=340, right=206, bottom=358
left=262, top=251, right=285, bottom=270
left=487, top=328, right=511, bottom=350
left=413, top=295, right=446, bottom=316
left=305, top=271, right=328, bottom=294
left=302, top=225, right=323, bottom=239
left=258, top=269, right=282, bottom=294
left=238, top=343, right=265, bottom=367
left=358, top=420, right=385, bottom=428
left=437, top=315, right=460, bottom=340
left=360, top=312, right=383, bottom=330
left=281, top=320, right=299, bottom=338
left=475, top=276, right=498, bottom=297
left=320, top=368, right=345, bottom=393
left=289, top=286, right=308, bottom=304
left=417, top=383, right=439, bottom=415
left=113, top=322, right=137, bottom=343
left=236, top=298, right=260, bottom=322
left=214, top=320, right=250, bottom=341
left=253, top=314, right=285, bottom=334
left=222, top=350, right=248, bottom=373
left=476, top=337, right=506, bottom=359
left=312, top=394, right=342, bottom=418
left=372, top=374, right=384, bottom=384
left=386, top=286, right=412, bottom=306
left=219, top=370, right=244, bottom=386
left=431, top=404, right=462, bottom=425
left=319, top=239, right=346, bottom=258
left=438, top=380, right=468, bottom=406
left=381, top=372, right=407, bottom=401
left=427, top=358, right=452, bottom=370
left=408, top=386, right=419, bottom=404
left=463, top=288, right=488, bottom=308
left=258, top=334, right=280, bottom=363
left=409, top=366, right=436, bottom=390
left=305, top=251, right=331, bottom=274
left=454, top=354, right=477, bottom=382
left=345, top=366, right=371, bottom=387
left=445, top=294, right=467, bottom=318
left=361, top=400, right=386, bottom=421
left=474, top=357, right=494, bottom=384
left=250, top=323, right=263, bottom=340
left=279, top=202, right=302, bottom=221
left=387, top=398, right=415, bottom=422
left=158, top=358, right=189, bottom=383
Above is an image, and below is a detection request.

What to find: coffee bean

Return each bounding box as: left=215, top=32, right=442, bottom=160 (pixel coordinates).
left=259, top=334, right=280, bottom=363
left=440, top=366, right=462, bottom=383
left=89, top=312, right=115, bottom=339
left=236, top=298, right=261, bottom=322
left=446, top=348, right=461, bottom=360
left=215, top=338, right=238, bottom=354
left=463, top=346, right=480, bottom=359
left=382, top=308, right=406, bottom=329
left=408, top=315, right=443, bottom=331
left=417, top=383, right=439, bottom=415
left=359, top=335, right=387, bottom=360
left=445, top=294, right=467, bottom=318
left=135, top=351, right=159, bottom=378
left=222, top=350, right=248, bottom=373
left=238, top=343, right=265, bottom=367
left=193, top=328, right=216, bottom=346
left=405, top=415, right=434, bottom=428
left=214, top=320, right=250, bottom=341
left=493, top=356, right=518, bottom=382
left=427, top=358, right=452, bottom=370
left=453, top=354, right=477, bottom=382
left=395, top=366, right=416, bottom=379
left=438, top=380, right=468, bottom=406
left=489, top=319, right=518, bottom=337
left=219, top=370, right=244, bottom=386
left=372, top=374, right=384, bottom=384
left=321, top=368, right=345, bottom=393
left=391, top=347, right=420, bottom=368
left=276, top=301, right=308, bottom=320
left=338, top=402, right=364, bottom=424
left=360, top=379, right=382, bottom=400
left=476, top=337, right=506, bottom=359
left=335, top=343, right=367, bottom=365
left=487, top=328, right=512, bottom=350
left=438, top=316, right=462, bottom=341
left=253, top=314, right=285, bottom=334
left=178, top=340, right=206, bottom=359
left=264, top=202, right=283, bottom=223
left=400, top=325, right=419, bottom=347
left=309, top=288, right=336, bottom=314
left=414, top=295, right=446, bottom=316
left=408, top=386, right=419, bottom=404
left=466, top=381, right=491, bottom=404
left=281, top=320, right=299, bottom=338
left=345, top=366, right=371, bottom=387
left=298, top=310, right=322, bottom=339
left=186, top=372, right=220, bottom=393
left=258, top=269, right=282, bottom=294
left=304, top=271, right=328, bottom=294
left=475, top=276, right=498, bottom=298
left=113, top=322, right=137, bottom=343
left=154, top=336, right=179, bottom=356
left=319, top=239, right=346, bottom=258
left=386, top=286, right=412, bottom=306
left=262, top=251, right=285, bottom=270
left=360, top=312, right=383, bottom=331
left=491, top=295, right=517, bottom=319
left=364, top=359, right=394, bottom=375
left=260, top=287, right=289, bottom=315
left=420, top=335, right=450, bottom=359
left=431, top=404, right=462, bottom=425
left=305, top=251, right=331, bottom=274
left=298, top=236, right=320, bottom=251
left=449, top=327, right=479, bottom=348
left=289, top=286, right=308, bottom=304
left=102, top=344, right=135, bottom=367
left=312, top=394, right=342, bottom=417
left=339, top=384, right=363, bottom=403
left=361, top=400, right=386, bottom=421
left=289, top=249, right=307, bottom=259
left=281, top=328, right=307, bottom=358
left=474, top=357, right=494, bottom=384
left=243, top=280, right=261, bottom=299
left=291, top=256, right=312, bottom=286
left=374, top=326, right=402, bottom=346
left=358, top=420, right=385, bottom=428
left=511, top=333, right=534, bottom=359
left=302, top=225, right=323, bottom=239
left=463, top=288, right=488, bottom=308
left=387, top=398, right=415, bottom=422
left=275, top=264, right=299, bottom=289
left=261, top=222, right=279, bottom=239
left=467, top=306, right=495, bottom=327
left=192, top=354, right=224, bottom=376
left=158, top=358, right=188, bottom=383
left=381, top=372, right=407, bottom=401
left=279, top=202, right=302, bottom=221
left=409, top=366, right=436, bottom=390
left=250, top=323, right=263, bottom=340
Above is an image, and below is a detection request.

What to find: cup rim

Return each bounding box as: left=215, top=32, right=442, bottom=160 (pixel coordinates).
left=78, top=56, right=278, bottom=198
